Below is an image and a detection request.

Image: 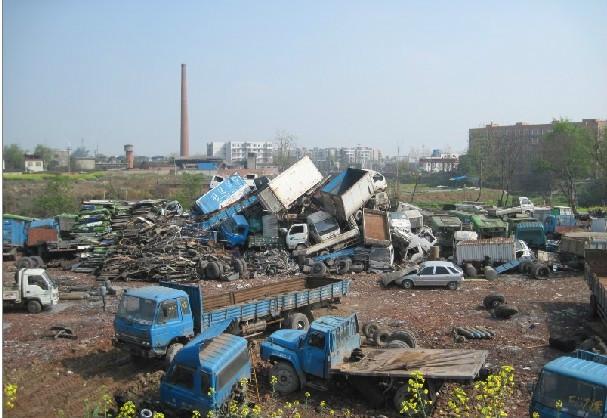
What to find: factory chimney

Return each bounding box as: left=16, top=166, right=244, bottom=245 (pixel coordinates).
left=180, top=64, right=190, bottom=157
left=124, top=144, right=134, bottom=169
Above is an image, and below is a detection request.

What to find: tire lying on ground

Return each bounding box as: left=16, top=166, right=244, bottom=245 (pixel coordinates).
left=388, top=330, right=417, bottom=348
left=532, top=263, right=550, bottom=280
left=483, top=293, right=506, bottom=309
left=492, top=304, right=519, bottom=319
left=519, top=260, right=534, bottom=275
left=362, top=322, right=379, bottom=339
left=387, top=340, right=410, bottom=348
left=205, top=262, right=221, bottom=280
left=373, top=329, right=391, bottom=347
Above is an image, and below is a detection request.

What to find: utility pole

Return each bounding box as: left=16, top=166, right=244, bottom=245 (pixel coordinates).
left=67, top=146, right=71, bottom=174
left=394, top=146, right=400, bottom=202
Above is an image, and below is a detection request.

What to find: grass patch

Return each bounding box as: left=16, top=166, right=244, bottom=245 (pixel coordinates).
left=3, top=172, right=106, bottom=181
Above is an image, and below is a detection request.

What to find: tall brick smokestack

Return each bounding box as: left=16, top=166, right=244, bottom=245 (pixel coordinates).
left=180, top=63, right=190, bottom=157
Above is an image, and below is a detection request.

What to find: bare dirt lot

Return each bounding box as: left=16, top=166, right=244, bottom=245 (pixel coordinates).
left=2, top=260, right=601, bottom=417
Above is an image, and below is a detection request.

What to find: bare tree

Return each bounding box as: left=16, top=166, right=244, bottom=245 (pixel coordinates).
left=274, top=130, right=297, bottom=171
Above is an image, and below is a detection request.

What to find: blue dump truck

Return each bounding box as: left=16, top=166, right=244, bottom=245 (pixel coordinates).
left=113, top=277, right=350, bottom=364
left=530, top=350, right=607, bottom=418
left=218, top=214, right=249, bottom=248
left=160, top=319, right=250, bottom=415
left=260, top=314, right=488, bottom=412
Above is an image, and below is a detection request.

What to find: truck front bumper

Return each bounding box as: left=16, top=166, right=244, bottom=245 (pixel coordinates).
left=112, top=337, right=163, bottom=358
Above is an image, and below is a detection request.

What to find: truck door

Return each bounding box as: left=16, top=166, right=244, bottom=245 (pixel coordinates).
left=154, top=299, right=183, bottom=349
left=286, top=224, right=308, bottom=249
left=162, top=364, right=200, bottom=411
left=24, top=272, right=51, bottom=304
left=303, top=331, right=328, bottom=378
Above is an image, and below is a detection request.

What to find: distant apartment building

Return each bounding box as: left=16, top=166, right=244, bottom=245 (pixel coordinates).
left=207, top=141, right=274, bottom=164
left=24, top=155, right=44, bottom=172
left=468, top=118, right=607, bottom=189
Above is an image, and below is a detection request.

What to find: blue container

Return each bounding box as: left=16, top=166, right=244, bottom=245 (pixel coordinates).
left=197, top=162, right=218, bottom=171
left=30, top=218, right=58, bottom=229
left=2, top=215, right=31, bottom=247
left=195, top=175, right=248, bottom=214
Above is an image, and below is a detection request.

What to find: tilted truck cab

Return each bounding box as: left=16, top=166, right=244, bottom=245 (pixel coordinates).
left=113, top=286, right=194, bottom=359
left=160, top=324, right=250, bottom=415
left=530, top=350, right=607, bottom=418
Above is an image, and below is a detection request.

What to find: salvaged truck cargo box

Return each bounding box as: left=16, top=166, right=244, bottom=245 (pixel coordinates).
left=455, top=237, right=516, bottom=265
left=258, top=156, right=323, bottom=213
left=584, top=249, right=607, bottom=327
left=320, top=168, right=375, bottom=222
left=27, top=228, right=59, bottom=247
left=3, top=214, right=32, bottom=247
left=559, top=232, right=607, bottom=257
left=195, top=175, right=249, bottom=214
left=362, top=209, right=391, bottom=247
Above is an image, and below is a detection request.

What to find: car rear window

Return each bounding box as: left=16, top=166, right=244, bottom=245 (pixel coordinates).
left=447, top=267, right=460, bottom=274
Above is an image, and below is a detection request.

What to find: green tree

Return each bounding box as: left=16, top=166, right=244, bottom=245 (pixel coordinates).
left=175, top=173, right=204, bottom=208
left=538, top=119, right=593, bottom=214
left=33, top=177, right=78, bottom=217
left=34, top=144, right=55, bottom=169
left=3, top=144, right=25, bottom=171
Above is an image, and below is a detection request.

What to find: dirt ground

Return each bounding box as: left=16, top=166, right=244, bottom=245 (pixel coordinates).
left=2, top=260, right=602, bottom=418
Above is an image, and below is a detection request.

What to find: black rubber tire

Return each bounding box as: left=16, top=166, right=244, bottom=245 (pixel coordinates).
left=532, top=264, right=550, bottom=280
left=519, top=260, right=534, bottom=275
left=205, top=262, right=221, bottom=280
left=30, top=256, right=45, bottom=268
left=363, top=322, right=379, bottom=339
left=387, top=340, right=410, bottom=348
left=311, top=262, right=327, bottom=275
left=287, top=312, right=310, bottom=331
left=401, top=279, right=414, bottom=290
left=389, top=330, right=417, bottom=348
left=373, top=329, right=391, bottom=347
left=483, top=294, right=506, bottom=310
left=336, top=258, right=352, bottom=275
left=447, top=281, right=458, bottom=290
left=16, top=257, right=34, bottom=269
left=393, top=384, right=412, bottom=412
left=27, top=300, right=42, bottom=314
left=165, top=342, right=184, bottom=367
left=196, top=260, right=208, bottom=279
left=270, top=362, right=300, bottom=394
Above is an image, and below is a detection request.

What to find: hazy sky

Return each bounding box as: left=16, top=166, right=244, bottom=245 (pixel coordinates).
left=3, top=0, right=607, bottom=157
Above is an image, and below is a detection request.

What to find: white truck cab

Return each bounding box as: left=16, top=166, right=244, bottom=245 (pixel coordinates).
left=286, top=224, right=309, bottom=250
left=3, top=268, right=59, bottom=313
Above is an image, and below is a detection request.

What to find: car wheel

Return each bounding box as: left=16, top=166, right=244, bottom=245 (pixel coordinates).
left=447, top=281, right=458, bottom=290
left=401, top=279, right=414, bottom=290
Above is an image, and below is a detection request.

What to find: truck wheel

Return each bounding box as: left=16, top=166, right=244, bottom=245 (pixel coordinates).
left=205, top=262, right=221, bottom=280
left=519, top=260, right=534, bottom=275
left=311, top=262, right=327, bottom=275
left=393, top=384, right=412, bottom=411
left=447, top=281, right=459, bottom=290
left=401, top=279, right=414, bottom=290
left=389, top=330, right=417, bottom=348
left=16, top=257, right=34, bottom=269
left=165, top=342, right=184, bottom=367
left=287, top=313, right=310, bottom=331
left=270, top=362, right=299, bottom=394
left=336, top=258, right=352, bottom=275
left=30, top=256, right=45, bottom=268
left=363, top=322, right=379, bottom=339
left=532, top=264, right=550, bottom=280
left=27, top=300, right=42, bottom=314
left=387, top=340, right=410, bottom=348
left=483, top=293, right=505, bottom=309
left=373, top=330, right=390, bottom=347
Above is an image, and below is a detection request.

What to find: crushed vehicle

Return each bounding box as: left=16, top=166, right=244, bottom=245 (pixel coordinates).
left=113, top=276, right=350, bottom=364
left=307, top=244, right=394, bottom=275
left=514, top=221, right=546, bottom=249
left=3, top=268, right=59, bottom=313
left=470, top=215, right=508, bottom=239
left=429, top=215, right=462, bottom=256
left=586, top=249, right=607, bottom=327
left=195, top=175, right=251, bottom=215
left=285, top=211, right=341, bottom=250
left=381, top=261, right=464, bottom=290
left=320, top=168, right=377, bottom=223
left=260, top=313, right=488, bottom=412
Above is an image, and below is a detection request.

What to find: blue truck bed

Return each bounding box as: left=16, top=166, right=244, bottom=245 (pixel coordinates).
left=162, top=276, right=350, bottom=334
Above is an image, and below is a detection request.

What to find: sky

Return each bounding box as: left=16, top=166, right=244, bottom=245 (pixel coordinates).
left=3, top=0, right=607, bottom=157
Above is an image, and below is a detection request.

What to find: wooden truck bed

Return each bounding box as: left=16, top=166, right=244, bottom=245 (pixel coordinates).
left=331, top=348, right=488, bottom=380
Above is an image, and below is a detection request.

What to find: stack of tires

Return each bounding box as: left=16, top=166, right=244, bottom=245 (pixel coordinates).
left=362, top=322, right=417, bottom=348
left=519, top=260, right=550, bottom=280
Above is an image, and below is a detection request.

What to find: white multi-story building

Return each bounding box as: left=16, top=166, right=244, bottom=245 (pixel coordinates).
left=207, top=141, right=274, bottom=164
left=24, top=155, right=44, bottom=172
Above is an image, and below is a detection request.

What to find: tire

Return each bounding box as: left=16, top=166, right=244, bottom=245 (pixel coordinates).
left=464, top=264, right=477, bottom=278
left=532, top=264, right=550, bottom=280
left=196, top=260, right=208, bottom=279
left=16, top=257, right=34, bottom=269
left=373, top=330, right=391, bottom=347
left=270, top=362, right=300, bottom=394
left=30, top=256, right=45, bottom=268
left=401, top=279, right=414, bottom=290
left=363, top=322, right=379, bottom=339
left=393, top=384, right=412, bottom=412
left=205, top=262, right=221, bottom=280
left=389, top=330, right=417, bottom=348
left=311, top=262, right=327, bottom=275
left=447, top=281, right=458, bottom=290
left=483, top=294, right=505, bottom=310
left=387, top=340, right=410, bottom=348
left=165, top=342, right=184, bottom=367
left=286, top=312, right=310, bottom=331
left=519, top=260, right=534, bottom=274
left=336, top=258, right=352, bottom=275
left=27, top=300, right=42, bottom=314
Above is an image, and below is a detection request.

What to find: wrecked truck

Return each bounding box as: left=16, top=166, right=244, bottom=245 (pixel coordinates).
left=320, top=168, right=376, bottom=223
left=113, top=276, right=350, bottom=364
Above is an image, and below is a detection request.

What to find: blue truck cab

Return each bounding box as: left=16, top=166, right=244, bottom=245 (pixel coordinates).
left=260, top=314, right=360, bottom=392
left=160, top=329, right=250, bottom=415
left=530, top=350, right=607, bottom=417
left=113, top=286, right=194, bottom=359
left=219, top=214, right=249, bottom=248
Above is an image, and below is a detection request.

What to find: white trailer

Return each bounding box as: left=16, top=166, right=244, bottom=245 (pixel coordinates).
left=455, top=238, right=530, bottom=266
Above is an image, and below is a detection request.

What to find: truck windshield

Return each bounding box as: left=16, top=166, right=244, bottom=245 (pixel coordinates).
left=41, top=272, right=58, bottom=288
left=315, top=219, right=339, bottom=236
left=536, top=371, right=606, bottom=418
left=117, top=296, right=157, bottom=324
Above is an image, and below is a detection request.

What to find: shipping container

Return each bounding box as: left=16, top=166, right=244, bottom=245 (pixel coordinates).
left=2, top=214, right=32, bottom=248
left=320, top=168, right=375, bottom=222
left=455, top=237, right=517, bottom=265
left=362, top=209, right=391, bottom=247
left=195, top=175, right=249, bottom=214
left=258, top=156, right=323, bottom=213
